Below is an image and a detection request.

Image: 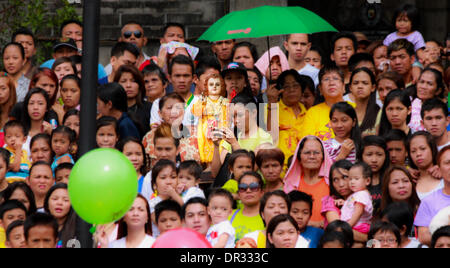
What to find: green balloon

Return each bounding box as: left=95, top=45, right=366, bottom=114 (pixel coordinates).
left=68, top=148, right=138, bottom=225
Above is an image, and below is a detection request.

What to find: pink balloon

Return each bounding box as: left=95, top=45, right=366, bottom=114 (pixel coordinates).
left=152, top=228, right=212, bottom=248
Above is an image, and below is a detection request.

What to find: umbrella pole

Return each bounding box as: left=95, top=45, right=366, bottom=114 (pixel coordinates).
left=267, top=36, right=272, bottom=82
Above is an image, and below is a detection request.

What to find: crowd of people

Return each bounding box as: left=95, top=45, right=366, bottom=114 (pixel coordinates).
left=0, top=3, right=450, bottom=248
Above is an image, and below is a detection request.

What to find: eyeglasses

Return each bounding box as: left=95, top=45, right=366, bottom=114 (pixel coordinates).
left=376, top=238, right=397, bottom=245
left=123, top=30, right=143, bottom=39
left=238, top=182, right=261, bottom=193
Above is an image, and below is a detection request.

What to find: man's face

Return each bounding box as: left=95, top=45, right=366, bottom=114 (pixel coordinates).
left=331, top=37, right=355, bottom=68
left=120, top=24, right=147, bottom=50
left=14, top=34, right=36, bottom=60
left=62, top=23, right=83, bottom=50
left=161, top=26, right=185, bottom=44
left=422, top=108, right=450, bottom=139
left=212, top=40, right=235, bottom=62
left=111, top=51, right=137, bottom=73
left=386, top=140, right=407, bottom=166
left=389, top=49, right=414, bottom=76
left=284, top=34, right=311, bottom=62
left=169, top=63, right=193, bottom=95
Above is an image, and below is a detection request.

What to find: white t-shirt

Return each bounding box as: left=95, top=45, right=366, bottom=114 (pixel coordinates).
left=182, top=187, right=205, bottom=203
left=298, top=64, right=319, bottom=88
left=438, top=141, right=450, bottom=152
left=108, top=234, right=155, bottom=248
left=206, top=220, right=236, bottom=248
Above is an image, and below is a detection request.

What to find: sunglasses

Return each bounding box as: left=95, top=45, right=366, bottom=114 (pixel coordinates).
left=238, top=182, right=261, bottom=193
left=123, top=30, right=143, bottom=39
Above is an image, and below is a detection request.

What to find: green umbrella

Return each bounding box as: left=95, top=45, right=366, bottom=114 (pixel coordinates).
left=198, top=5, right=338, bottom=42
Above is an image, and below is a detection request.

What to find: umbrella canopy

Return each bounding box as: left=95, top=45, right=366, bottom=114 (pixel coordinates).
left=198, top=5, right=338, bottom=42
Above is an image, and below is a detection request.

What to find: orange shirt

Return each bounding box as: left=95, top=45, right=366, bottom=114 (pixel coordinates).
left=298, top=176, right=330, bottom=222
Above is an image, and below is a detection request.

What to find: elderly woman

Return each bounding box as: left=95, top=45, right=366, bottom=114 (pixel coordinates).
left=284, top=136, right=333, bottom=228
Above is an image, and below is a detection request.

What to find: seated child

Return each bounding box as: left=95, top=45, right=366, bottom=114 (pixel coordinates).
left=54, top=163, right=74, bottom=184
left=177, top=161, right=205, bottom=203
left=288, top=191, right=324, bottom=248
left=155, top=200, right=183, bottom=236
left=3, top=121, right=31, bottom=183
left=206, top=188, right=236, bottom=248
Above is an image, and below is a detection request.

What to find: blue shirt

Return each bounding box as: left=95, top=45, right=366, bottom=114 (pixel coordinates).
left=301, top=226, right=324, bottom=248
left=118, top=112, right=140, bottom=140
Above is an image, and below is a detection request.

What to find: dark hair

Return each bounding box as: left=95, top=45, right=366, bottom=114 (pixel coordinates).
left=349, top=67, right=380, bottom=133
left=231, top=41, right=259, bottom=64
left=380, top=165, right=420, bottom=214
left=384, top=129, right=408, bottom=148
left=237, top=171, right=264, bottom=189
left=348, top=53, right=375, bottom=73
left=110, top=41, right=139, bottom=59
left=329, top=102, right=362, bottom=156
left=260, top=190, right=291, bottom=226
left=96, top=116, right=119, bottom=138
left=377, top=71, right=405, bottom=90
left=178, top=160, right=202, bottom=180
left=117, top=137, right=149, bottom=175
left=162, top=22, right=186, bottom=39
left=378, top=89, right=412, bottom=137
left=431, top=225, right=450, bottom=248
left=407, top=131, right=438, bottom=170
left=0, top=200, right=27, bottom=220
left=155, top=199, right=182, bottom=224
left=276, top=69, right=304, bottom=93
left=5, top=219, right=24, bottom=241
left=387, top=39, right=415, bottom=57
left=380, top=202, right=415, bottom=238
left=266, top=214, right=300, bottom=248
left=308, top=45, right=325, bottom=66
left=3, top=42, right=25, bottom=60
left=60, top=19, right=83, bottom=36
left=4, top=120, right=28, bottom=137
left=318, top=64, right=345, bottom=85
left=392, top=4, right=420, bottom=31
left=357, top=135, right=390, bottom=179
left=11, top=27, right=35, bottom=45
left=22, top=88, right=51, bottom=132
left=324, top=220, right=354, bottom=248
left=51, top=125, right=77, bottom=145
left=54, top=162, right=73, bottom=175
left=153, top=122, right=180, bottom=148
left=142, top=63, right=168, bottom=85
left=117, top=194, right=152, bottom=238
left=350, top=161, right=373, bottom=180
left=62, top=109, right=80, bottom=126
left=97, top=83, right=128, bottom=113
left=151, top=159, right=177, bottom=192
left=318, top=231, right=349, bottom=248
left=52, top=57, right=77, bottom=75
left=368, top=220, right=401, bottom=247
left=113, top=64, right=146, bottom=106
left=60, top=74, right=81, bottom=90
left=230, top=92, right=258, bottom=112
left=299, top=74, right=317, bottom=97
left=168, top=55, right=194, bottom=76
left=194, top=56, right=221, bottom=78
left=158, top=92, right=185, bottom=111
left=331, top=31, right=358, bottom=53
left=181, top=197, right=208, bottom=219
left=0, top=148, right=10, bottom=170
left=255, top=148, right=285, bottom=168
left=69, top=55, right=82, bottom=65
left=415, top=67, right=445, bottom=99
left=24, top=212, right=58, bottom=241
left=29, top=161, right=52, bottom=178
left=421, top=98, right=449, bottom=119
left=228, top=149, right=255, bottom=178
left=3, top=182, right=37, bottom=215
left=328, top=160, right=353, bottom=199
left=288, top=190, right=312, bottom=213
left=208, top=188, right=234, bottom=208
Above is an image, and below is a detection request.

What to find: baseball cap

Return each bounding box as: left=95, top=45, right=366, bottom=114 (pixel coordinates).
left=221, top=62, right=248, bottom=80
left=53, top=37, right=78, bottom=52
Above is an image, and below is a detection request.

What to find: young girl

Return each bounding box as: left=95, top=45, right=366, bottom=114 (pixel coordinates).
left=255, top=148, right=285, bottom=192
left=192, top=73, right=229, bottom=164
left=62, top=109, right=80, bottom=139
left=339, top=162, right=373, bottom=235
left=51, top=57, right=76, bottom=83
left=266, top=214, right=307, bottom=248
left=29, top=133, right=53, bottom=165
left=383, top=4, right=426, bottom=64
left=324, top=102, right=362, bottom=164
left=346, top=68, right=380, bottom=135
left=206, top=188, right=236, bottom=248
left=96, top=116, right=119, bottom=149
left=222, top=149, right=255, bottom=209
left=407, top=131, right=443, bottom=200
left=22, top=88, right=57, bottom=138
left=2, top=43, right=29, bottom=102
left=378, top=90, right=412, bottom=138
left=409, top=68, right=446, bottom=132
left=0, top=73, right=17, bottom=132
left=358, top=135, right=390, bottom=216
left=60, top=75, right=81, bottom=112
left=2, top=181, right=37, bottom=215
left=149, top=159, right=183, bottom=237
left=50, top=126, right=75, bottom=172
left=43, top=183, right=77, bottom=248
left=117, top=138, right=148, bottom=194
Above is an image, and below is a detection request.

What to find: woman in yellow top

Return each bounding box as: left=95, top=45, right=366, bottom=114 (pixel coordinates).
left=300, top=65, right=348, bottom=141
left=266, top=70, right=307, bottom=168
